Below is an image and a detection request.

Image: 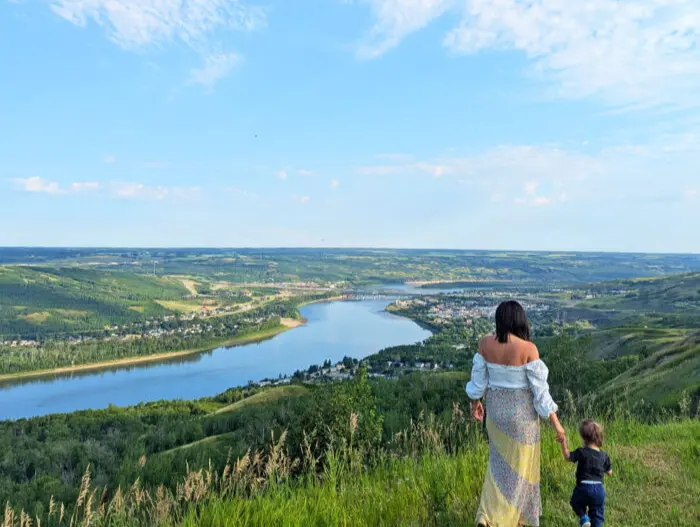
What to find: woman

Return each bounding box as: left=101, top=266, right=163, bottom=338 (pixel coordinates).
left=467, top=300, right=565, bottom=527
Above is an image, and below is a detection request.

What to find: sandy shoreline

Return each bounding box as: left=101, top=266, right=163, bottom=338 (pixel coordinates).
left=0, top=295, right=346, bottom=383
left=0, top=324, right=298, bottom=383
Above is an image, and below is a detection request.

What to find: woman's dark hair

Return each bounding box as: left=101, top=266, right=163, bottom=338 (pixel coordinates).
left=495, top=300, right=531, bottom=343
left=580, top=420, right=604, bottom=447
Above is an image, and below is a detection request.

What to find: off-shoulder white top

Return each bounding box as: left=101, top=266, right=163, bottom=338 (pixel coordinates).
left=465, top=353, right=559, bottom=419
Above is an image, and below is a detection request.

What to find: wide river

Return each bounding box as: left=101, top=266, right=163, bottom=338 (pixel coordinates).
left=0, top=299, right=431, bottom=420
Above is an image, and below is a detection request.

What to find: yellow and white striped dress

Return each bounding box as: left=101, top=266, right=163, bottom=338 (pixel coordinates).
left=467, top=354, right=558, bottom=527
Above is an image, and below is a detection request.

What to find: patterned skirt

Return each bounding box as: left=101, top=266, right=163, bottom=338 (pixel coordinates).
left=476, top=388, right=542, bottom=527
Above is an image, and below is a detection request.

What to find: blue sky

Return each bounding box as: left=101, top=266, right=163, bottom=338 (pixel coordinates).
left=1, top=0, right=698, bottom=252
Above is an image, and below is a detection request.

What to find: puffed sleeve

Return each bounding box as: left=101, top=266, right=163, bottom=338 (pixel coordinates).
left=526, top=360, right=559, bottom=419
left=466, top=353, right=488, bottom=400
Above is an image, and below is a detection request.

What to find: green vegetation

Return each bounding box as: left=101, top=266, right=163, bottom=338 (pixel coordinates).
left=0, top=250, right=699, bottom=525
left=3, top=248, right=700, bottom=286
left=596, top=332, right=700, bottom=407
left=182, top=421, right=699, bottom=527
left=0, top=266, right=188, bottom=338
left=0, top=332, right=697, bottom=524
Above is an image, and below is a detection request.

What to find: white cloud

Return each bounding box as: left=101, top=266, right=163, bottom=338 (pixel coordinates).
left=69, top=182, right=100, bottom=192
left=354, top=0, right=700, bottom=108
left=351, top=0, right=454, bottom=59
left=297, top=169, right=314, bottom=176
left=330, top=179, right=340, bottom=189
left=12, top=177, right=99, bottom=195
left=277, top=170, right=289, bottom=180
left=413, top=162, right=453, bottom=178
left=686, top=189, right=698, bottom=200
left=111, top=182, right=200, bottom=200
left=188, top=53, right=242, bottom=89
left=104, top=155, right=117, bottom=164
left=292, top=194, right=311, bottom=204
left=362, top=145, right=601, bottom=184
left=48, top=0, right=265, bottom=50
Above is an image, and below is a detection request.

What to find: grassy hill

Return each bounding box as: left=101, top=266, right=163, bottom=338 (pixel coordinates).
left=8, top=419, right=696, bottom=526
left=0, top=266, right=188, bottom=338
left=578, top=272, right=700, bottom=315
left=597, top=332, right=700, bottom=407
left=182, top=421, right=700, bottom=527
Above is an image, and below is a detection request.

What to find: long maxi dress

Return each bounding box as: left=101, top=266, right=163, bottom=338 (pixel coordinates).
left=466, top=354, right=558, bottom=527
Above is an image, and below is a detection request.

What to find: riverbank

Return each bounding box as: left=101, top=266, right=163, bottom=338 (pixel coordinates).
left=0, top=323, right=302, bottom=383
left=296, top=295, right=345, bottom=308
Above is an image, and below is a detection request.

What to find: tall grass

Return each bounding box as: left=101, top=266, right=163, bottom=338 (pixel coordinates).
left=3, top=407, right=698, bottom=526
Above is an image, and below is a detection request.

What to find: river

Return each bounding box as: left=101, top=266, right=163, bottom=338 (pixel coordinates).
left=0, top=299, right=431, bottom=420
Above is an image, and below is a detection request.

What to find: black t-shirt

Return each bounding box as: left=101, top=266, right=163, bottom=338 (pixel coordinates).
left=569, top=447, right=612, bottom=484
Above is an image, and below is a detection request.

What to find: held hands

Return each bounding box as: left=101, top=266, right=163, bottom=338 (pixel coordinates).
left=471, top=400, right=485, bottom=422
left=554, top=423, right=567, bottom=445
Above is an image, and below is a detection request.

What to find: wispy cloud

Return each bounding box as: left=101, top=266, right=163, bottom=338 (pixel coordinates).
left=524, top=181, right=538, bottom=195
left=48, top=0, right=266, bottom=50
left=188, top=52, right=242, bottom=90
left=292, top=194, right=310, bottom=205
left=104, top=155, right=117, bottom=164
left=351, top=0, right=453, bottom=59
left=111, top=182, right=200, bottom=200
left=353, top=1, right=700, bottom=108
left=297, top=169, right=314, bottom=176
left=359, top=138, right=700, bottom=209
left=330, top=179, right=340, bottom=189
left=277, top=170, right=289, bottom=180
left=11, top=177, right=99, bottom=195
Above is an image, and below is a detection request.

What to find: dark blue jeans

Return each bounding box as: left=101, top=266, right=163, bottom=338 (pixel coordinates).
left=570, top=483, right=606, bottom=526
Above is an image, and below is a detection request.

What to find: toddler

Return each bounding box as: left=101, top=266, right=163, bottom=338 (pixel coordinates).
left=560, top=420, right=612, bottom=527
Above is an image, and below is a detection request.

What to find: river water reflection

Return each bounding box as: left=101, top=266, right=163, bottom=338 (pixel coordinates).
left=0, top=299, right=430, bottom=420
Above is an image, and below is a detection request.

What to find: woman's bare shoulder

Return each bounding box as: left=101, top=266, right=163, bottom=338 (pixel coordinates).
left=478, top=335, right=497, bottom=354
left=526, top=341, right=540, bottom=362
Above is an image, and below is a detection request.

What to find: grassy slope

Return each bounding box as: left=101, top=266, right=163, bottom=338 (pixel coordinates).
left=581, top=272, right=700, bottom=315
left=185, top=421, right=700, bottom=527
left=214, top=385, right=309, bottom=414
left=598, top=332, right=700, bottom=405
left=0, top=266, right=188, bottom=336
left=152, top=386, right=310, bottom=457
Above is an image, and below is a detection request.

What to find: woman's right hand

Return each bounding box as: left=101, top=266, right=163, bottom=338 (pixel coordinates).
left=471, top=400, right=485, bottom=422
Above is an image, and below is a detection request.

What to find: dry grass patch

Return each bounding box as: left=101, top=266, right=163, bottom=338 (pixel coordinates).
left=22, top=312, right=50, bottom=323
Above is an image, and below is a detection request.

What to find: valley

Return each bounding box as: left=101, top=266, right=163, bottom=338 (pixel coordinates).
left=0, top=248, right=698, bottom=525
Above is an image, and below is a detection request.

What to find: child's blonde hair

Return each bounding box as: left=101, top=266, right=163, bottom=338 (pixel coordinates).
left=580, top=419, right=604, bottom=447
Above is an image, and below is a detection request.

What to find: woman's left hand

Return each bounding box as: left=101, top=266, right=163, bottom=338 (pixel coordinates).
left=471, top=400, right=484, bottom=422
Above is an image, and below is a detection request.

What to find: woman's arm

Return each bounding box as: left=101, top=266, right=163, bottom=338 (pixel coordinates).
left=560, top=436, right=571, bottom=460
left=549, top=411, right=567, bottom=444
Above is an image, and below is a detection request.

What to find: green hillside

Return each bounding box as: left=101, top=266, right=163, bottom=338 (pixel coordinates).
left=0, top=266, right=188, bottom=338
left=183, top=421, right=699, bottom=527
left=5, top=419, right=697, bottom=526
left=597, top=332, right=700, bottom=406
left=580, top=272, right=700, bottom=315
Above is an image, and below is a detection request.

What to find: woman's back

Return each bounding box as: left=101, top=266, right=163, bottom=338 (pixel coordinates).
left=479, top=334, right=538, bottom=367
